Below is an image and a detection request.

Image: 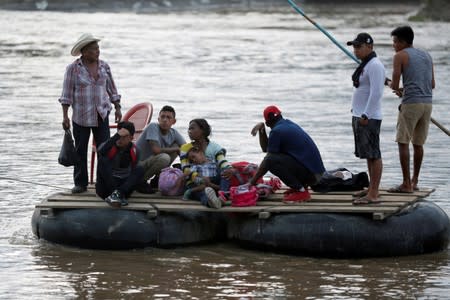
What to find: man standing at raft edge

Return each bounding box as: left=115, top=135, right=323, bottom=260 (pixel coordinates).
left=249, top=106, right=325, bottom=202
left=347, top=33, right=385, bottom=205
left=59, top=33, right=122, bottom=194
left=388, top=25, right=435, bottom=193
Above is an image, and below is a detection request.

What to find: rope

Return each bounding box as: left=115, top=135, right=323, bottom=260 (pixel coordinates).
left=0, top=176, right=69, bottom=190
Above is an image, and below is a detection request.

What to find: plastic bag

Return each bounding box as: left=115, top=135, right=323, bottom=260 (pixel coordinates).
left=230, top=184, right=258, bottom=207
left=158, top=167, right=185, bottom=196
left=229, top=161, right=263, bottom=187
left=311, top=168, right=369, bottom=193
left=58, top=129, right=80, bottom=167
left=256, top=176, right=282, bottom=198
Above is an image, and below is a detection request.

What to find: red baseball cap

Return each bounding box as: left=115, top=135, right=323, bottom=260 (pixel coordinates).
left=263, top=105, right=282, bottom=122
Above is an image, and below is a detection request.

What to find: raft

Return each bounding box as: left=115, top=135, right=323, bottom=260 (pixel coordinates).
left=32, top=208, right=226, bottom=249
left=227, top=200, right=450, bottom=257
left=31, top=191, right=227, bottom=249
left=31, top=187, right=450, bottom=257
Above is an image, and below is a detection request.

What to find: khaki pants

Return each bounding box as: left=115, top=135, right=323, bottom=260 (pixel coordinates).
left=396, top=103, right=432, bottom=145
left=139, top=153, right=175, bottom=181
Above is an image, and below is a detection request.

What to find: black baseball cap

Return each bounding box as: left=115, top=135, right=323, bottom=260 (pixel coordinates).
left=347, top=33, right=374, bottom=46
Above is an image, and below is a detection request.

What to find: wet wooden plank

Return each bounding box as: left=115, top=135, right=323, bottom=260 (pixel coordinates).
left=39, top=197, right=406, bottom=212
left=48, top=191, right=421, bottom=203
left=45, top=196, right=412, bottom=211
left=263, top=205, right=398, bottom=213
left=40, top=187, right=433, bottom=220
left=309, top=187, right=435, bottom=198
left=35, top=200, right=400, bottom=218
left=36, top=200, right=154, bottom=211
left=259, top=201, right=411, bottom=207
left=46, top=194, right=418, bottom=211
left=83, top=186, right=435, bottom=197
left=37, top=200, right=391, bottom=212
left=259, top=194, right=419, bottom=202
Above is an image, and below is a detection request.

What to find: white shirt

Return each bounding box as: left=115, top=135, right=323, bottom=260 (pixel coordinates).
left=351, top=57, right=385, bottom=120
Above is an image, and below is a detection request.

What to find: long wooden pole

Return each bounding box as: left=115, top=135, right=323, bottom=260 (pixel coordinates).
left=286, top=0, right=359, bottom=64
left=286, top=0, right=450, bottom=137
left=431, top=117, right=450, bottom=136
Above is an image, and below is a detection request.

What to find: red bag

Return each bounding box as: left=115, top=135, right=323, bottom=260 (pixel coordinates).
left=230, top=184, right=258, bottom=207
left=230, top=161, right=263, bottom=187
left=253, top=177, right=283, bottom=198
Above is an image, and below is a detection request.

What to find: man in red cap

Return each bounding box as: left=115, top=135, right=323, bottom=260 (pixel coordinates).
left=249, top=106, right=325, bottom=202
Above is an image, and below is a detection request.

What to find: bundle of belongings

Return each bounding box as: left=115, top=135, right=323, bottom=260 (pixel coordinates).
left=228, top=162, right=282, bottom=207
left=311, top=168, right=369, bottom=193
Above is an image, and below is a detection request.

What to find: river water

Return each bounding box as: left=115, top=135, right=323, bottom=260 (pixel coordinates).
left=1, top=3, right=449, bottom=299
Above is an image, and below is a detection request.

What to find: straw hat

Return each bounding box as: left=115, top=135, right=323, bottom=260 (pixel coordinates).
left=70, top=33, right=101, bottom=56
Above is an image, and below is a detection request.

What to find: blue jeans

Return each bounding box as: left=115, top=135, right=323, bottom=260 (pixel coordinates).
left=190, top=170, right=230, bottom=206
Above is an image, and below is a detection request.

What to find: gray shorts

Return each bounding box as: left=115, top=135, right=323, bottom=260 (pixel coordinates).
left=352, top=117, right=382, bottom=159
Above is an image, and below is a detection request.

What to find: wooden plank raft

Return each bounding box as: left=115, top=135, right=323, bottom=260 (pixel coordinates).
left=36, top=186, right=434, bottom=220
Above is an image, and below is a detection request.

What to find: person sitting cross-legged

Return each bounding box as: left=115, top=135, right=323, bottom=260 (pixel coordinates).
left=135, top=105, right=186, bottom=193
left=179, top=118, right=235, bottom=209
left=95, top=121, right=144, bottom=207
left=182, top=146, right=230, bottom=209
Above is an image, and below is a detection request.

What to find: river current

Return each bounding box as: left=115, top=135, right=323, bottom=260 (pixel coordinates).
left=0, top=3, right=449, bottom=299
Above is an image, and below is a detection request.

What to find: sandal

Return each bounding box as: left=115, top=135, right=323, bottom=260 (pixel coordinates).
left=387, top=185, right=413, bottom=194
left=352, top=196, right=382, bottom=205
left=352, top=189, right=368, bottom=198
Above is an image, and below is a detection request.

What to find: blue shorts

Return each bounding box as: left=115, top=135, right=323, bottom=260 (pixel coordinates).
left=352, top=117, right=382, bottom=159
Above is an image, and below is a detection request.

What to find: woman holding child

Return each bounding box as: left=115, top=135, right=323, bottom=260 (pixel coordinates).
left=179, top=118, right=234, bottom=209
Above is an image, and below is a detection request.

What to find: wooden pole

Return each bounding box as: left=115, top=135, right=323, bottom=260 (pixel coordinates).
left=286, top=0, right=449, bottom=137
left=431, top=117, right=450, bottom=136
left=286, top=0, right=360, bottom=64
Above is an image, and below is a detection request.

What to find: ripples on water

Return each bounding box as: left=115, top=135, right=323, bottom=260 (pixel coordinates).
left=0, top=3, right=449, bottom=299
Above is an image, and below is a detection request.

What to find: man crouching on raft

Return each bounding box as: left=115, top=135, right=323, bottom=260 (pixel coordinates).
left=249, top=105, right=325, bottom=202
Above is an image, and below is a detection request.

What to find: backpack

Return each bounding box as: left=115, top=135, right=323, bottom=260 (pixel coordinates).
left=158, top=167, right=185, bottom=196
left=311, top=168, right=369, bottom=193
left=229, top=161, right=263, bottom=187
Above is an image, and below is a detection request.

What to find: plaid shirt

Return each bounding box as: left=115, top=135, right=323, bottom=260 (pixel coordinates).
left=191, top=161, right=218, bottom=181
left=180, top=141, right=231, bottom=187
left=58, top=58, right=121, bottom=127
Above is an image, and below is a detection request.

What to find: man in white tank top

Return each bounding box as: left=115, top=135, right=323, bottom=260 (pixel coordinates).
left=388, top=25, right=435, bottom=193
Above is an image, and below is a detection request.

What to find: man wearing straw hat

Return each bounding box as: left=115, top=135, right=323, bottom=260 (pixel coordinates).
left=59, top=33, right=122, bottom=194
